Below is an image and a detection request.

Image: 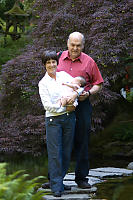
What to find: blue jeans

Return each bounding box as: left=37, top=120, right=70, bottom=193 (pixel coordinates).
left=45, top=112, right=76, bottom=192
left=75, top=98, right=92, bottom=183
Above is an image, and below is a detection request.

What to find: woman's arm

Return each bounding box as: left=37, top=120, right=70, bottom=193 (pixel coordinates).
left=39, top=81, right=66, bottom=113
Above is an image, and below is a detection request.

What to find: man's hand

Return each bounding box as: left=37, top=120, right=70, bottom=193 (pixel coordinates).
left=78, top=91, right=89, bottom=101
left=78, top=84, right=103, bottom=101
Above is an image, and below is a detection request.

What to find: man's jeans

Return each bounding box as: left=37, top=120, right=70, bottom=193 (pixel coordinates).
left=75, top=98, right=92, bottom=183
left=45, top=112, right=76, bottom=192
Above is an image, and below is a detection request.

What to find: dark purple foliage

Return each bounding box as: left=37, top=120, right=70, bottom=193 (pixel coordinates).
left=0, top=112, right=46, bottom=156
left=0, top=0, right=132, bottom=155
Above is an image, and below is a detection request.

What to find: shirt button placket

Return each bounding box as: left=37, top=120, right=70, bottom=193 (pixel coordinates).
left=70, top=62, right=73, bottom=72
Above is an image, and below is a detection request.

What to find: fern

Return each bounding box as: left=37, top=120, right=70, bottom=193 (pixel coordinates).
left=0, top=163, right=46, bottom=200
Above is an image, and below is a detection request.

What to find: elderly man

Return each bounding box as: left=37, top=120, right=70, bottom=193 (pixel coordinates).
left=57, top=32, right=104, bottom=188
left=42, top=32, right=104, bottom=189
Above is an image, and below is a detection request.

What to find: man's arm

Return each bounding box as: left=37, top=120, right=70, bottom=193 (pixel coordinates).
left=78, top=83, right=103, bottom=101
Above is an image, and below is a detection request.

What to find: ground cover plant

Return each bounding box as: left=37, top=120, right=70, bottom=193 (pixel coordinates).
left=0, top=163, right=45, bottom=200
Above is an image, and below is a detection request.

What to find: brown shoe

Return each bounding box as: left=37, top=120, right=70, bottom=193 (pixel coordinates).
left=77, top=181, right=91, bottom=189
left=42, top=182, right=50, bottom=189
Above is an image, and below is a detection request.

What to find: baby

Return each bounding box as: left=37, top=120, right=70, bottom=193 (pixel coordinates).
left=59, top=76, right=86, bottom=107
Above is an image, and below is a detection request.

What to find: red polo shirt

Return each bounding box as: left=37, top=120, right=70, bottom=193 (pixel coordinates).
left=57, top=50, right=104, bottom=91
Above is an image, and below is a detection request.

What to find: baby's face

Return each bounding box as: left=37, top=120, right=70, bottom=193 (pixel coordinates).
left=71, top=77, right=81, bottom=86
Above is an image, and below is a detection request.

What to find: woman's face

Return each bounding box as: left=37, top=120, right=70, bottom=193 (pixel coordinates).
left=45, top=59, right=57, bottom=77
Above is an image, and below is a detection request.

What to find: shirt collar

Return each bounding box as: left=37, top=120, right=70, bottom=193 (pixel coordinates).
left=62, top=50, right=83, bottom=63
left=45, top=72, right=56, bottom=81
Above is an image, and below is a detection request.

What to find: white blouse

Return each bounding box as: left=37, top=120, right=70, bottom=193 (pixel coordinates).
left=38, top=71, right=75, bottom=117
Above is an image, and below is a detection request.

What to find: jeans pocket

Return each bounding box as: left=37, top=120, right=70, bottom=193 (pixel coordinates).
left=45, top=117, right=54, bottom=126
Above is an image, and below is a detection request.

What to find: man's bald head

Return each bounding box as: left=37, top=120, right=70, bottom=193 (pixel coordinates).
left=68, top=32, right=85, bottom=46
left=67, top=32, right=85, bottom=60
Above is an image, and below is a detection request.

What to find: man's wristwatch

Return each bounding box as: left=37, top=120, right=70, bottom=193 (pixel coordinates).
left=88, top=90, right=91, bottom=96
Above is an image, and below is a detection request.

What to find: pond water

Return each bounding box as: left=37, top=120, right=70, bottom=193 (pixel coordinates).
left=1, top=153, right=133, bottom=200
left=90, top=156, right=133, bottom=200
left=94, top=176, right=133, bottom=200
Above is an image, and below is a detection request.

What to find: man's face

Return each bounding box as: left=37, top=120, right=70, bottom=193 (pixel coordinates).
left=67, top=36, right=84, bottom=60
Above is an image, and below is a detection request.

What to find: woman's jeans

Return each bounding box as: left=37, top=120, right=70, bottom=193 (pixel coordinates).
left=45, top=112, right=76, bottom=192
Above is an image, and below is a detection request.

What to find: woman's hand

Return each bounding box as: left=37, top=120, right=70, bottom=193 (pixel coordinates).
left=66, top=92, right=78, bottom=104
left=66, top=105, right=76, bottom=112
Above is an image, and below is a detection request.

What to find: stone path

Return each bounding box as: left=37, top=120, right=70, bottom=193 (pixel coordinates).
left=39, top=167, right=133, bottom=200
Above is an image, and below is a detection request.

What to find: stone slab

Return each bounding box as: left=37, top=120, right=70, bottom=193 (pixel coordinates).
left=90, top=167, right=133, bottom=177
left=42, top=193, right=93, bottom=200
left=39, top=186, right=97, bottom=194
left=88, top=170, right=124, bottom=178
left=90, top=167, right=133, bottom=175
left=40, top=186, right=97, bottom=199
left=68, top=167, right=133, bottom=178
left=127, top=162, right=133, bottom=170
left=70, top=186, right=97, bottom=193
left=67, top=171, right=120, bottom=178
left=63, top=181, right=76, bottom=186
left=64, top=175, right=104, bottom=185
left=39, top=167, right=133, bottom=200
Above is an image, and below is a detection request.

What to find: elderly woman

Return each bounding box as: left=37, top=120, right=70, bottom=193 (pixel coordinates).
left=38, top=51, right=78, bottom=197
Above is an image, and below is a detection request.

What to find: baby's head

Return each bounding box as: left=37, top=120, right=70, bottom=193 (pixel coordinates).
left=72, top=76, right=86, bottom=87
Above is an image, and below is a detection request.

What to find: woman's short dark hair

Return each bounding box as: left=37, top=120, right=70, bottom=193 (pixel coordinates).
left=41, top=51, right=58, bottom=66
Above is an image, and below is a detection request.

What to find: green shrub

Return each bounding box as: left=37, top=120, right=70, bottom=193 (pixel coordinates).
left=0, top=163, right=46, bottom=200
left=113, top=123, right=133, bottom=141
left=126, top=91, right=133, bottom=103
left=0, top=34, right=32, bottom=71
